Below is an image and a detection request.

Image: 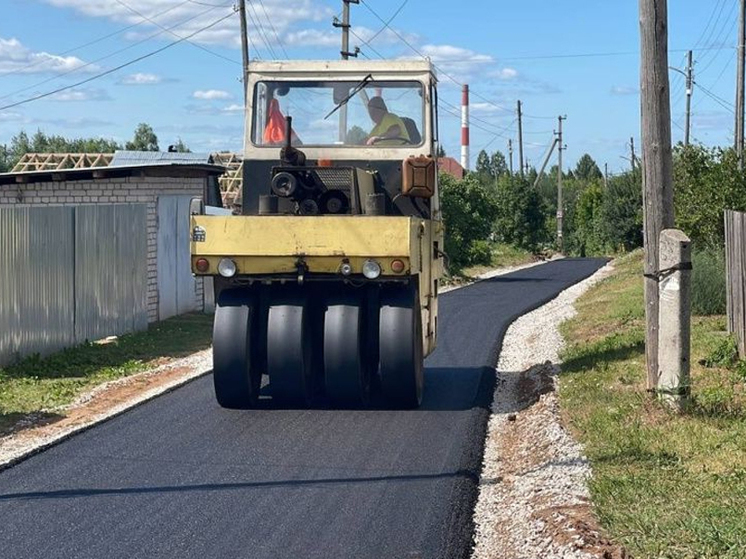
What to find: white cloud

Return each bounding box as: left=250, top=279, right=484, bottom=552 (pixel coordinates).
left=400, top=44, right=495, bottom=82
left=491, top=68, right=518, bottom=80
left=610, top=85, right=638, bottom=96
left=222, top=103, right=244, bottom=113
left=119, top=72, right=163, bottom=85
left=0, top=37, right=94, bottom=74
left=49, top=88, right=111, bottom=102
left=42, top=0, right=334, bottom=49
left=193, top=89, right=232, bottom=100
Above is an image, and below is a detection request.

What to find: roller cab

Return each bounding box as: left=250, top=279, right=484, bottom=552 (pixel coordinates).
left=191, top=60, right=444, bottom=409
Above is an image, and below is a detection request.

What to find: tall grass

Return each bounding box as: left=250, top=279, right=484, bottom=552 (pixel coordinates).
left=691, top=246, right=726, bottom=316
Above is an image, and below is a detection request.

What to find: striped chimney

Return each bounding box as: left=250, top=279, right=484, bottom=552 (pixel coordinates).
left=461, top=84, right=470, bottom=171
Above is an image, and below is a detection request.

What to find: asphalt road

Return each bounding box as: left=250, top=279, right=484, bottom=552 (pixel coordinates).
left=0, top=258, right=606, bottom=559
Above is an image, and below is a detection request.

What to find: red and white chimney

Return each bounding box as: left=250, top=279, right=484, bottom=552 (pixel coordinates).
left=461, top=84, right=470, bottom=172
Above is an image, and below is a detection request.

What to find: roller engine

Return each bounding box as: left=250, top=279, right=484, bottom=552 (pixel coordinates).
left=191, top=60, right=444, bottom=409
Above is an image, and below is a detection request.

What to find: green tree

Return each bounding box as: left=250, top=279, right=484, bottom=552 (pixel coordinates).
left=475, top=150, right=491, bottom=178
left=0, top=144, right=10, bottom=173
left=572, top=181, right=605, bottom=256
left=126, top=123, right=159, bottom=151
left=490, top=150, right=508, bottom=178
left=440, top=172, right=499, bottom=269
left=601, top=171, right=643, bottom=251
left=493, top=175, right=549, bottom=252
left=437, top=145, right=446, bottom=158
left=574, top=153, right=602, bottom=181
left=346, top=125, right=367, bottom=145
left=170, top=138, right=191, bottom=153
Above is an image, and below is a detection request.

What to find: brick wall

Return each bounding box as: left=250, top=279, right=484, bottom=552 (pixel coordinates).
left=0, top=175, right=206, bottom=323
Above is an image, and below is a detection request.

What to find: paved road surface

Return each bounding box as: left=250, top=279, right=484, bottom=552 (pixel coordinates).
left=0, top=258, right=605, bottom=559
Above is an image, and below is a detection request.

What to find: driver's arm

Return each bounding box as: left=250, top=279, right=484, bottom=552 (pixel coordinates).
left=367, top=124, right=402, bottom=144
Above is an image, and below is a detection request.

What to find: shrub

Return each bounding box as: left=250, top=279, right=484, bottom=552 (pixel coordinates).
left=691, top=246, right=726, bottom=316
left=467, top=240, right=492, bottom=266
left=440, top=172, right=499, bottom=270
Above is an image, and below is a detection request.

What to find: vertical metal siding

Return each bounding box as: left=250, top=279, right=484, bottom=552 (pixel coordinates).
left=74, top=204, right=148, bottom=343
left=0, top=204, right=148, bottom=365
left=0, top=206, right=75, bottom=364
left=157, top=195, right=196, bottom=320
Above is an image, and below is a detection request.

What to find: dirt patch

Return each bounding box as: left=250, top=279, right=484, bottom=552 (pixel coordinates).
left=0, top=349, right=212, bottom=469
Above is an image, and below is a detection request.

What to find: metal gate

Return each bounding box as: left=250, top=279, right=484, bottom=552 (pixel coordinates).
left=157, top=195, right=196, bottom=320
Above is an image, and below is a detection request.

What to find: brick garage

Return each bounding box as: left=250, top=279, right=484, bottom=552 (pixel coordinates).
left=0, top=163, right=224, bottom=323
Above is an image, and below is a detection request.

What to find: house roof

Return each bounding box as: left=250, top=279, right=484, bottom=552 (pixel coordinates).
left=109, top=150, right=214, bottom=166
left=0, top=162, right=226, bottom=186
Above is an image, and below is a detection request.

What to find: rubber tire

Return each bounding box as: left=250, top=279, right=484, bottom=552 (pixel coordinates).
left=213, top=289, right=260, bottom=409
left=379, top=286, right=424, bottom=409
left=267, top=294, right=314, bottom=407
left=324, top=294, right=370, bottom=407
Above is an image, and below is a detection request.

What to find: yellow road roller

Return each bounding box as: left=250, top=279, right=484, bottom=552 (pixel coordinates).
left=190, top=60, right=444, bottom=408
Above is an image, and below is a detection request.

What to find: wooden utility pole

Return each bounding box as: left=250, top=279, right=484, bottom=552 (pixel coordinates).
left=630, top=136, right=637, bottom=173
left=556, top=116, right=566, bottom=251
left=604, top=162, right=609, bottom=188
left=684, top=50, right=693, bottom=146
left=238, top=0, right=250, bottom=106
left=736, top=0, right=746, bottom=169
left=640, top=0, right=675, bottom=390
left=517, top=100, right=525, bottom=177
left=508, top=139, right=514, bottom=176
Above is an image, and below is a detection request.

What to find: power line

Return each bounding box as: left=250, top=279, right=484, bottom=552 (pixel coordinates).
left=0, top=1, right=208, bottom=78
left=114, top=0, right=240, bottom=65
left=0, top=3, right=230, bottom=102
left=255, top=0, right=290, bottom=58
left=246, top=1, right=279, bottom=58
left=0, top=10, right=237, bottom=112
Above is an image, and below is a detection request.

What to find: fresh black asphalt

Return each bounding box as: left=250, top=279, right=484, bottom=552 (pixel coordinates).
left=0, top=258, right=606, bottom=559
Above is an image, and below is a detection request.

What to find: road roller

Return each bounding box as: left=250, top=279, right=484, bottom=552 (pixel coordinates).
left=190, top=60, right=444, bottom=408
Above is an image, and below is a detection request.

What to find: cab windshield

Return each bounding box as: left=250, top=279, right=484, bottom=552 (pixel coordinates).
left=251, top=79, right=425, bottom=148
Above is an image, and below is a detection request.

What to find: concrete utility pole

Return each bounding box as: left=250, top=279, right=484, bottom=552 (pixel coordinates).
left=630, top=136, right=637, bottom=173
left=736, top=0, right=746, bottom=169
left=533, top=137, right=558, bottom=189
left=238, top=0, right=250, bottom=105
left=684, top=50, right=694, bottom=146
left=517, top=100, right=525, bottom=177
left=604, top=162, right=609, bottom=188
left=556, top=116, right=566, bottom=251
left=508, top=139, right=514, bottom=176
left=640, top=0, right=675, bottom=390
left=658, top=229, right=692, bottom=411
left=334, top=0, right=360, bottom=60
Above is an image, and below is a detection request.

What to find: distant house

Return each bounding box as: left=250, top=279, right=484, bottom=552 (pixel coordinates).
left=438, top=157, right=464, bottom=180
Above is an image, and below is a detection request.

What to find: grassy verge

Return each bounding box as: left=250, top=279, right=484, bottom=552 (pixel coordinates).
left=444, top=242, right=538, bottom=285
left=559, top=250, right=746, bottom=558
left=0, top=313, right=213, bottom=436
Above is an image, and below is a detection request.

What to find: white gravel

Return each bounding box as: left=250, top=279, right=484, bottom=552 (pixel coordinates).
left=472, top=261, right=617, bottom=559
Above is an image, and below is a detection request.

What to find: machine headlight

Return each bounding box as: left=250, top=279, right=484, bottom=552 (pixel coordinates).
left=362, top=260, right=381, bottom=280
left=218, top=258, right=237, bottom=278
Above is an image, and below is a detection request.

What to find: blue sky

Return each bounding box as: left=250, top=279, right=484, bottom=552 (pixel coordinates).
left=0, top=0, right=740, bottom=173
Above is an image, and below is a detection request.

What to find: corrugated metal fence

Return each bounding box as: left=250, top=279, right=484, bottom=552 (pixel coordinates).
left=725, top=210, right=746, bottom=358
left=0, top=204, right=148, bottom=365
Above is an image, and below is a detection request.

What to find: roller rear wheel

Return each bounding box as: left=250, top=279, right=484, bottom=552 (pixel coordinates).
left=324, top=294, right=370, bottom=407
left=379, top=286, right=424, bottom=408
left=212, top=289, right=261, bottom=409
left=267, top=292, right=315, bottom=407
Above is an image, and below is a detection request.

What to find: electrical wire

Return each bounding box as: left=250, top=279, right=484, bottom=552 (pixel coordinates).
left=0, top=10, right=237, bottom=112
left=246, top=1, right=279, bottom=59
left=255, top=0, right=290, bottom=58
left=114, top=0, right=240, bottom=65
left=0, top=3, right=231, bottom=102
left=0, top=0, right=211, bottom=78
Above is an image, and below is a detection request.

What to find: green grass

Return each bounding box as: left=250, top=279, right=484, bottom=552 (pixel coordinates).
left=447, top=242, right=538, bottom=281
left=692, top=246, right=727, bottom=316
left=559, top=250, right=746, bottom=558
left=0, top=313, right=213, bottom=435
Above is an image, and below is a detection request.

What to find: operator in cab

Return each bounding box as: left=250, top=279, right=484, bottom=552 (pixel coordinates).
left=366, top=96, right=410, bottom=146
